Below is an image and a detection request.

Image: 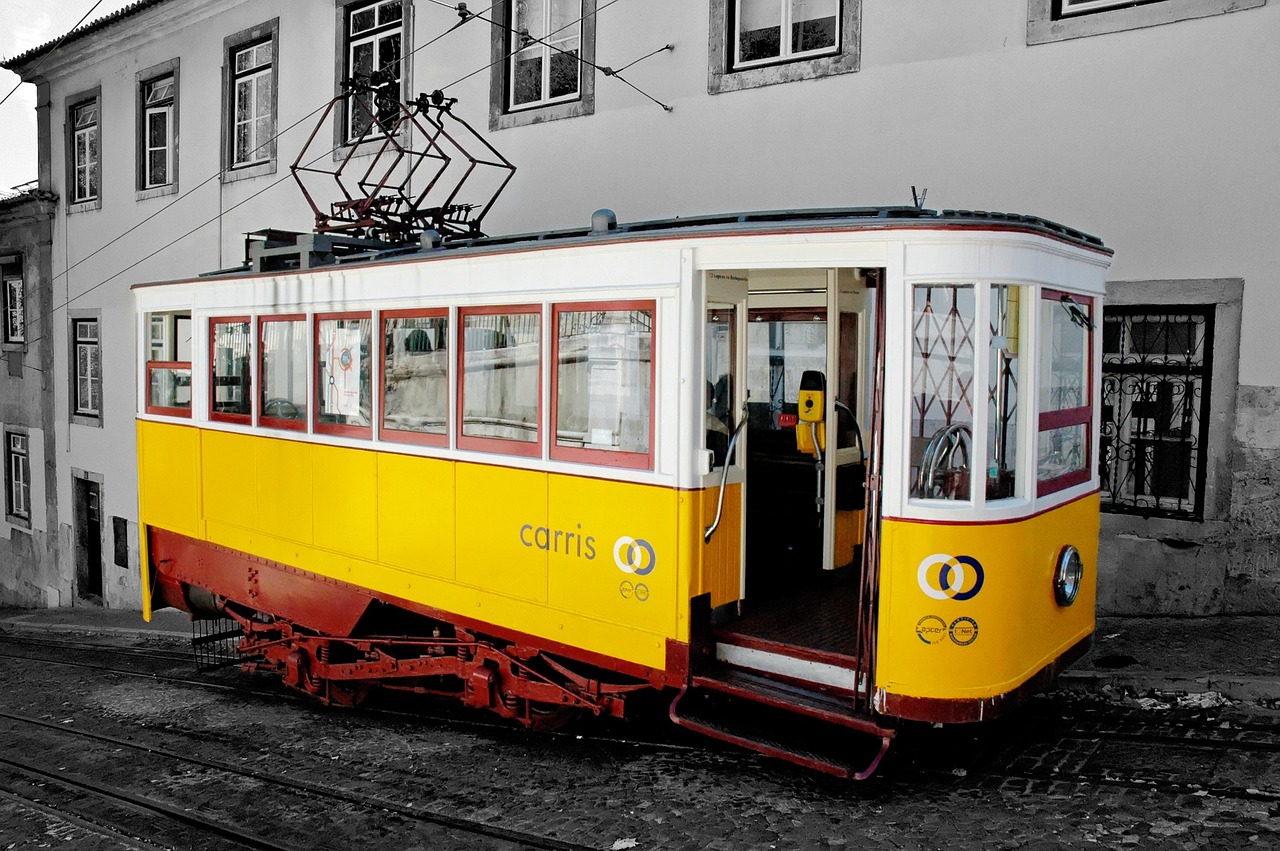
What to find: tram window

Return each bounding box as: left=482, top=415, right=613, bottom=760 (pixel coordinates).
left=745, top=310, right=826, bottom=431
left=382, top=310, right=448, bottom=446
left=910, top=285, right=975, bottom=501
left=316, top=313, right=372, bottom=436
left=551, top=303, right=654, bottom=468
left=987, top=285, right=1023, bottom=500
left=458, top=306, right=541, bottom=456
left=1037, top=291, right=1094, bottom=495
left=211, top=318, right=251, bottom=424
left=145, top=362, right=191, bottom=416
left=144, top=310, right=191, bottom=417
left=705, top=306, right=736, bottom=468
left=259, top=316, right=308, bottom=430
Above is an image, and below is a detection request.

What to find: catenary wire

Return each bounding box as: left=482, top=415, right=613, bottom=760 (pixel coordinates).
left=0, top=0, right=105, bottom=111
left=12, top=2, right=511, bottom=367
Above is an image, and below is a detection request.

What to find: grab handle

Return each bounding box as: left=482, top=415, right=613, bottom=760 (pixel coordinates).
left=704, top=405, right=749, bottom=544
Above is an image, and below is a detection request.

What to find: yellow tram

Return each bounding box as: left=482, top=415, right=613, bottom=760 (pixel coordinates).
left=135, top=208, right=1110, bottom=777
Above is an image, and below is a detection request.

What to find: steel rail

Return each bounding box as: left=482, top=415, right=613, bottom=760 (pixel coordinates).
left=0, top=708, right=601, bottom=851
left=0, top=786, right=172, bottom=851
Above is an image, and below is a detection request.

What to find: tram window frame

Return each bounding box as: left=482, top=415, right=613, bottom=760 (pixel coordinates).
left=380, top=307, right=449, bottom=448
left=145, top=361, right=192, bottom=417
left=549, top=300, right=656, bottom=471
left=1036, top=289, right=1095, bottom=497
left=258, top=314, right=310, bottom=432
left=315, top=311, right=374, bottom=438
left=457, top=304, right=543, bottom=458
left=210, top=316, right=254, bottom=425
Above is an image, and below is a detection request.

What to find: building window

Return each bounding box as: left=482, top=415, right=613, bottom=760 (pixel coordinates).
left=551, top=302, right=654, bottom=469
left=509, top=0, right=582, bottom=111
left=733, top=0, right=840, bottom=70
left=1101, top=307, right=1213, bottom=520
left=344, top=0, right=404, bottom=142
left=5, top=431, right=29, bottom=523
left=73, top=318, right=102, bottom=420
left=2, top=256, right=23, bottom=346
left=458, top=306, right=541, bottom=456
left=709, top=0, right=859, bottom=94
left=223, top=19, right=279, bottom=181
left=382, top=309, right=449, bottom=446
left=1028, top=0, right=1264, bottom=45
left=233, top=43, right=273, bottom=166
left=489, top=0, right=596, bottom=131
left=142, top=76, right=175, bottom=188
left=71, top=100, right=99, bottom=204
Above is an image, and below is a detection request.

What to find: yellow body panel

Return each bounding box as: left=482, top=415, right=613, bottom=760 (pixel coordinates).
left=376, top=452, right=456, bottom=579
left=876, top=495, right=1098, bottom=701
left=694, top=483, right=743, bottom=608
left=138, top=420, right=711, bottom=670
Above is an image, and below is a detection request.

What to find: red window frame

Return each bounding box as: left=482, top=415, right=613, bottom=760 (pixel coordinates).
left=144, top=360, right=192, bottom=418
left=209, top=315, right=252, bottom=425
left=456, top=303, right=542, bottom=458
left=258, top=314, right=308, bottom=432
left=314, top=311, right=373, bottom=439
left=379, top=307, right=449, bottom=448
left=1037, top=289, right=1094, bottom=497
left=550, top=300, right=657, bottom=471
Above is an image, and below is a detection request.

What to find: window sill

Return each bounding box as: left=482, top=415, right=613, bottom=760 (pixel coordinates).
left=1027, top=0, right=1265, bottom=44
left=4, top=515, right=31, bottom=532
left=70, top=414, right=102, bottom=429
left=490, top=97, right=592, bottom=132
left=136, top=184, right=178, bottom=202
left=222, top=160, right=277, bottom=184
left=68, top=199, right=102, bottom=215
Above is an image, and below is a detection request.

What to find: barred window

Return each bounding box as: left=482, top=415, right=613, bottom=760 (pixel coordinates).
left=1100, top=307, right=1213, bottom=520
left=2, top=256, right=22, bottom=345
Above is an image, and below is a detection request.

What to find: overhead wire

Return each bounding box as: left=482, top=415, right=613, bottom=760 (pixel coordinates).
left=430, top=0, right=673, bottom=111
left=0, top=0, right=105, bottom=110
left=13, top=2, right=505, bottom=367
left=13, top=0, right=658, bottom=371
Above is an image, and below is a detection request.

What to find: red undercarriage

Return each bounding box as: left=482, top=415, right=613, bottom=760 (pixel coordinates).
left=149, top=528, right=680, bottom=728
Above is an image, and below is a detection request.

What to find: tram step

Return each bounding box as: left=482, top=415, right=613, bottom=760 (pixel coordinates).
left=691, top=664, right=881, bottom=733
left=669, top=674, right=893, bottom=780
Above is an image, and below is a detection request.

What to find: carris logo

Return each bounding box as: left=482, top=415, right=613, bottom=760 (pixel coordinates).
left=613, top=536, right=656, bottom=576
left=917, top=553, right=984, bottom=601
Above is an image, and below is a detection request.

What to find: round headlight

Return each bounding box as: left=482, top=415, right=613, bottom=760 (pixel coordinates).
left=1054, top=545, right=1084, bottom=607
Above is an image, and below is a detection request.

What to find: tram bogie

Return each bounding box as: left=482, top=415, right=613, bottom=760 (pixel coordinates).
left=135, top=208, right=1110, bottom=777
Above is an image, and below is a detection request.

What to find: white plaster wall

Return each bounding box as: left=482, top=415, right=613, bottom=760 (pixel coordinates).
left=19, top=0, right=1280, bottom=607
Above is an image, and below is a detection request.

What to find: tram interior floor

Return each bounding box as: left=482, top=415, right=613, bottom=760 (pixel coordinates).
left=718, top=576, right=860, bottom=659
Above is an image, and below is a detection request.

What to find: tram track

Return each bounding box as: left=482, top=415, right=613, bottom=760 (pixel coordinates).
left=0, top=707, right=603, bottom=851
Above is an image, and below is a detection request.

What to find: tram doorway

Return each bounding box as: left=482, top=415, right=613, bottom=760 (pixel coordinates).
left=705, top=267, right=880, bottom=616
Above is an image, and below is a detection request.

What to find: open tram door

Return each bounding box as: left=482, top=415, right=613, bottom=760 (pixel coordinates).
left=678, top=266, right=892, bottom=778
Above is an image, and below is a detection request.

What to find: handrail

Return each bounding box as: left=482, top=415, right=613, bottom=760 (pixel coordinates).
left=704, top=405, right=749, bottom=544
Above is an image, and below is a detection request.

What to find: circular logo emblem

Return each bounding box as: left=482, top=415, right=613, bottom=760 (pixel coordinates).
left=613, top=536, right=656, bottom=576
left=916, top=615, right=947, bottom=645
left=619, top=580, right=651, bottom=602
left=949, top=617, right=979, bottom=646
left=917, top=553, right=985, bottom=601
left=339, top=348, right=353, bottom=371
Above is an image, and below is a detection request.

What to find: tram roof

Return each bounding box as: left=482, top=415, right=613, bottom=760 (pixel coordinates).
left=134, top=206, right=1111, bottom=290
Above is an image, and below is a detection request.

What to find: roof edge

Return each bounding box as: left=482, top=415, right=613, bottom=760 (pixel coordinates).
left=1, top=0, right=173, bottom=74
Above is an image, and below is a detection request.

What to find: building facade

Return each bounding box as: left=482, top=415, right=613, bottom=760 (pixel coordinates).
left=0, top=188, right=59, bottom=606
left=2, top=0, right=1277, bottom=613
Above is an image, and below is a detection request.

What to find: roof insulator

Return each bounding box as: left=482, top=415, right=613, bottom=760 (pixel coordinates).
left=591, top=209, right=618, bottom=234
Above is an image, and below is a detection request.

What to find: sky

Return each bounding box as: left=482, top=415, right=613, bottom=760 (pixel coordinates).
left=0, top=0, right=134, bottom=194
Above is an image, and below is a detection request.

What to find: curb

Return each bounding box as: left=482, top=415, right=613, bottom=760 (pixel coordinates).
left=1061, top=669, right=1280, bottom=706
left=0, top=614, right=190, bottom=641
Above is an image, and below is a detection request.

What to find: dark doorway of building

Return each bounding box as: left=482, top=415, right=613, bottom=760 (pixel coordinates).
left=74, top=477, right=103, bottom=603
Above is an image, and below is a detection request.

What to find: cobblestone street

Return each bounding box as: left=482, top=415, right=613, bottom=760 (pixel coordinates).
left=1, top=626, right=1277, bottom=850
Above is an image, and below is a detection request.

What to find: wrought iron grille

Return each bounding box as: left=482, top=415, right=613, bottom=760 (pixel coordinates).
left=1100, top=306, right=1213, bottom=520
